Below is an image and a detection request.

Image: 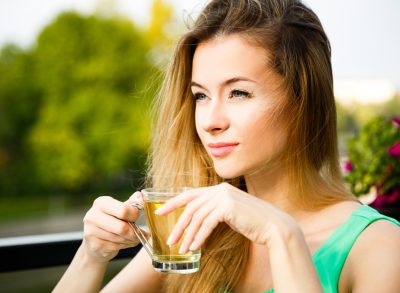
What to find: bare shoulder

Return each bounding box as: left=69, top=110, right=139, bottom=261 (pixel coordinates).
left=347, top=217, right=400, bottom=292
left=353, top=218, right=400, bottom=254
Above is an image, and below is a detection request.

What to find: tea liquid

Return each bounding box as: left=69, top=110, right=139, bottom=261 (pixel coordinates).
left=144, top=200, right=201, bottom=263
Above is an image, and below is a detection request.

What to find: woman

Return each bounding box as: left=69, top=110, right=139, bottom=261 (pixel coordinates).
left=54, top=0, right=400, bottom=292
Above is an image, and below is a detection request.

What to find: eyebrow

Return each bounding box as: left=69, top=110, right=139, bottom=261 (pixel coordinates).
left=191, top=77, right=258, bottom=89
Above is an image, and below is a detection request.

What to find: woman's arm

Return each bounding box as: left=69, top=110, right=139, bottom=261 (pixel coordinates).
left=157, top=183, right=323, bottom=292
left=347, top=220, right=400, bottom=292
left=267, top=213, right=322, bottom=292
left=54, top=244, right=164, bottom=293
left=53, top=194, right=146, bottom=292
left=53, top=241, right=109, bottom=293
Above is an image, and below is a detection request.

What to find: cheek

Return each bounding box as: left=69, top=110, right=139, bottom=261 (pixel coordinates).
left=194, top=109, right=205, bottom=143
left=242, top=112, right=286, bottom=154
left=241, top=109, right=269, bottom=135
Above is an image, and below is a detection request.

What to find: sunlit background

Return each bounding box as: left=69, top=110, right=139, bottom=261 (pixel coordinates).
left=0, top=0, right=399, bottom=290
left=1, top=0, right=400, bottom=231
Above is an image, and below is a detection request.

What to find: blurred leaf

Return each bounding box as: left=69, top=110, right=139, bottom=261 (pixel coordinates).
left=0, top=8, right=174, bottom=196
left=345, top=115, right=400, bottom=196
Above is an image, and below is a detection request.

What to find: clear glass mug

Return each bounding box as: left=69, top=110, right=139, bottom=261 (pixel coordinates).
left=129, top=188, right=201, bottom=274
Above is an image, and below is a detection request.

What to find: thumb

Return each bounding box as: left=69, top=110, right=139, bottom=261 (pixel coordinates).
left=116, top=192, right=143, bottom=222
left=126, top=191, right=144, bottom=211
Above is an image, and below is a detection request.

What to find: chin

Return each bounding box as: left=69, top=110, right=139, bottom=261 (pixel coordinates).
left=213, top=164, right=244, bottom=179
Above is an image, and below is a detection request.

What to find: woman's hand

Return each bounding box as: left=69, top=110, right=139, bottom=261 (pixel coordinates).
left=82, top=192, right=145, bottom=263
left=155, top=183, right=296, bottom=254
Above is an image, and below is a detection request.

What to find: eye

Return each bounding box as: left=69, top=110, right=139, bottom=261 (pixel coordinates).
left=229, top=89, right=252, bottom=99
left=192, top=92, right=208, bottom=101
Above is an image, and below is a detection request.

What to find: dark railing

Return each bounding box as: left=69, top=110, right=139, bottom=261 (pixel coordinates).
left=2, top=209, right=398, bottom=273
left=0, top=231, right=141, bottom=273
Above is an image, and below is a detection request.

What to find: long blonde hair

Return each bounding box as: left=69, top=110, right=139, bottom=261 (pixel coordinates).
left=145, top=0, right=355, bottom=291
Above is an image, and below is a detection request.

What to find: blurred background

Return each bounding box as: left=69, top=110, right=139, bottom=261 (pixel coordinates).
left=1, top=0, right=400, bottom=236
left=0, top=0, right=399, bottom=290
left=0, top=0, right=400, bottom=292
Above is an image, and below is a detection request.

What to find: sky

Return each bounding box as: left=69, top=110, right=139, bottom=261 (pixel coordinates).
left=1, top=0, right=399, bottom=104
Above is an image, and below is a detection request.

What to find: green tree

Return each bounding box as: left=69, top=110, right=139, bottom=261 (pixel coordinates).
left=0, top=44, right=42, bottom=195
left=0, top=1, right=177, bottom=200
left=28, top=12, right=155, bottom=192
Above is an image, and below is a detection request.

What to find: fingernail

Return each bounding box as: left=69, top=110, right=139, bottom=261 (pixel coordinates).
left=154, top=206, right=164, bottom=215
left=130, top=203, right=143, bottom=210
left=179, top=246, right=186, bottom=254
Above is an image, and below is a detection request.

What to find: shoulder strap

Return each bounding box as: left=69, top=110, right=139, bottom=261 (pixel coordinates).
left=313, top=205, right=400, bottom=293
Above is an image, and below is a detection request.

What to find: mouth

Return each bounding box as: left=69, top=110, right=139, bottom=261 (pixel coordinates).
left=207, top=142, right=239, bottom=157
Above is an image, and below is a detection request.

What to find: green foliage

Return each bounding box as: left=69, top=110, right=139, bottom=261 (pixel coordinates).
left=28, top=12, right=155, bottom=191
left=337, top=96, right=400, bottom=131
left=0, top=6, right=174, bottom=198
left=345, top=116, right=400, bottom=196
left=0, top=44, right=42, bottom=195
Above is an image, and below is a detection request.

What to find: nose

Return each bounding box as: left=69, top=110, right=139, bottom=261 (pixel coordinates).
left=200, top=99, right=230, bottom=134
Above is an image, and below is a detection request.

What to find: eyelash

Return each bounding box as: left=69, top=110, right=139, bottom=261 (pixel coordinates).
left=229, top=89, right=252, bottom=99
left=192, top=89, right=253, bottom=101
left=192, top=92, right=207, bottom=101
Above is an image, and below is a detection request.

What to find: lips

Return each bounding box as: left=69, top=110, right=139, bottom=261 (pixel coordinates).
left=207, top=142, right=239, bottom=157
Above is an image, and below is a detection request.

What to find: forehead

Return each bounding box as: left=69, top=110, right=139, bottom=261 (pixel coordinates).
left=192, top=34, right=270, bottom=82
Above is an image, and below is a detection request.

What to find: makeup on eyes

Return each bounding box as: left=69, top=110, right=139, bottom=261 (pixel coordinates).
left=229, top=89, right=253, bottom=99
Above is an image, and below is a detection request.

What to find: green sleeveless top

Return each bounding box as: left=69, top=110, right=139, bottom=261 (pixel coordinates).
left=227, top=205, right=400, bottom=293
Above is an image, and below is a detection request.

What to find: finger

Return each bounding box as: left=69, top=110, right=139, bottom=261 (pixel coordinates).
left=85, top=224, right=140, bottom=246
left=126, top=191, right=144, bottom=210
left=178, top=202, right=216, bottom=254
left=188, top=209, right=221, bottom=252
left=86, top=209, right=136, bottom=241
left=155, top=187, right=208, bottom=215
left=95, top=196, right=140, bottom=222
left=166, top=194, right=212, bottom=245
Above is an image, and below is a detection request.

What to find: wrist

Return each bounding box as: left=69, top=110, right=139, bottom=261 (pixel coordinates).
left=264, top=214, right=322, bottom=292
left=80, top=240, right=112, bottom=267
left=266, top=213, right=303, bottom=250
left=53, top=240, right=109, bottom=292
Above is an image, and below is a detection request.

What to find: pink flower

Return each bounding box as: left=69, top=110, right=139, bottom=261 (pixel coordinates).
left=388, top=142, right=400, bottom=158
left=385, top=189, right=400, bottom=204
left=370, top=188, right=400, bottom=209
left=344, top=161, right=353, bottom=172
left=392, top=117, right=400, bottom=127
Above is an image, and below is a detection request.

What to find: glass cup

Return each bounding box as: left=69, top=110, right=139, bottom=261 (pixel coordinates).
left=129, top=188, right=201, bottom=274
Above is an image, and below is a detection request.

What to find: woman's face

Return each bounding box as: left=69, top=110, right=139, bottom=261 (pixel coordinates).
left=192, top=34, right=288, bottom=179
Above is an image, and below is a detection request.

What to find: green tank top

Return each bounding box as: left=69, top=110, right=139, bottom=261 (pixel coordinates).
left=227, top=205, right=400, bottom=293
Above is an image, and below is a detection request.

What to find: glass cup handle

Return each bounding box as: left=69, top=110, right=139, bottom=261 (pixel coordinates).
left=128, top=221, right=153, bottom=259
left=128, top=202, right=153, bottom=258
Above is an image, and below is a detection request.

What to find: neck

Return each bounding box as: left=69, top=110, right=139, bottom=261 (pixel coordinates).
left=244, top=164, right=296, bottom=214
